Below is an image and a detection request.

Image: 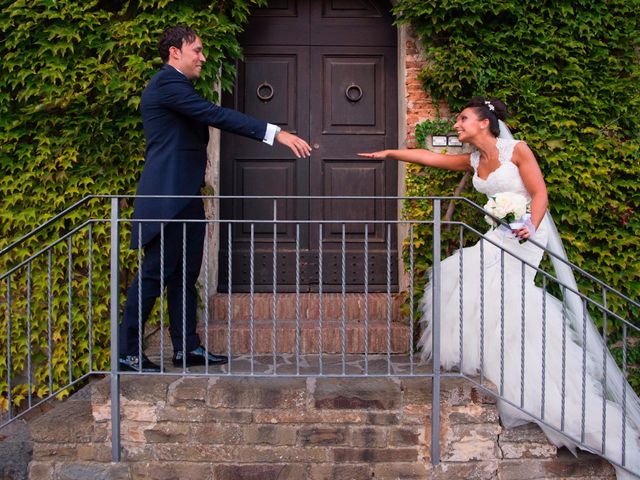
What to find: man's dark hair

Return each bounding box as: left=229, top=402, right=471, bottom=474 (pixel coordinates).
left=158, top=26, right=198, bottom=63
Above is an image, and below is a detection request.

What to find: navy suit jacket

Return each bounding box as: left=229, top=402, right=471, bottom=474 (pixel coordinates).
left=131, top=64, right=267, bottom=247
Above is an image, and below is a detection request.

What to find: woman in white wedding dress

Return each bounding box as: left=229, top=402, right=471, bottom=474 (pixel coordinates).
left=359, top=97, right=640, bottom=479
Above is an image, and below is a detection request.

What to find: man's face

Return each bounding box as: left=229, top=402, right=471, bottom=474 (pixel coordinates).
left=172, top=36, right=206, bottom=79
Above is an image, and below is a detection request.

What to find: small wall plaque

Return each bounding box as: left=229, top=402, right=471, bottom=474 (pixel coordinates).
left=447, top=136, right=462, bottom=147
left=432, top=135, right=447, bottom=147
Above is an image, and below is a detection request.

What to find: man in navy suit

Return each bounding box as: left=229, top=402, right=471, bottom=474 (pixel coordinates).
left=119, top=26, right=311, bottom=372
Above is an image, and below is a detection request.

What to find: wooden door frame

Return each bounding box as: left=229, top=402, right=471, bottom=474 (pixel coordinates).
left=202, top=18, right=413, bottom=294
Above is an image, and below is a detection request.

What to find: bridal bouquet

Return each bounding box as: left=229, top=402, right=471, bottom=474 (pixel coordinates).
left=483, top=192, right=530, bottom=229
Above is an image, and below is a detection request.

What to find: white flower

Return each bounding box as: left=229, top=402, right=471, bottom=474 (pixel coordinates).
left=484, top=192, right=530, bottom=227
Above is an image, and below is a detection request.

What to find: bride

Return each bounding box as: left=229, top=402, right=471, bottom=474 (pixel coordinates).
left=358, top=97, right=640, bottom=479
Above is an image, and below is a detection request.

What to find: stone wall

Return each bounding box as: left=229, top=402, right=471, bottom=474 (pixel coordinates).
left=25, top=375, right=614, bottom=480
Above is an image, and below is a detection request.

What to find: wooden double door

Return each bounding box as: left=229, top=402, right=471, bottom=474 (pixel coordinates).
left=219, top=0, right=398, bottom=292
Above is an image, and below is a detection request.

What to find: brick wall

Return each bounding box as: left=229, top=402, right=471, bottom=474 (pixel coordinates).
left=403, top=32, right=449, bottom=149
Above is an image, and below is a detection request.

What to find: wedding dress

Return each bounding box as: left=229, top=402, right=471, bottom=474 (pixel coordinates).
left=418, top=135, right=640, bottom=479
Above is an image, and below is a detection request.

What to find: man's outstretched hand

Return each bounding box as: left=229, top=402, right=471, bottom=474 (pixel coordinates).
left=276, top=130, right=312, bottom=158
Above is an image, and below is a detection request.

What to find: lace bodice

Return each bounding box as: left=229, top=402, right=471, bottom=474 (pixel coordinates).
left=471, top=138, right=530, bottom=200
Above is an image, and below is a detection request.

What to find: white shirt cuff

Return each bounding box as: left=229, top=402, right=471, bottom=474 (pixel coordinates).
left=263, top=123, right=281, bottom=146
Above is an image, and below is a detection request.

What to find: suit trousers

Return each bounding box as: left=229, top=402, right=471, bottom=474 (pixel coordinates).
left=120, top=198, right=205, bottom=356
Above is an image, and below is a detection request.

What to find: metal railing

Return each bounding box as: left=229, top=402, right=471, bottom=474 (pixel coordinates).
left=0, top=195, right=638, bottom=475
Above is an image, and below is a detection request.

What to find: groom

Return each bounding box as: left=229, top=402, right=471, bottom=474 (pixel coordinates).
left=119, top=26, right=311, bottom=372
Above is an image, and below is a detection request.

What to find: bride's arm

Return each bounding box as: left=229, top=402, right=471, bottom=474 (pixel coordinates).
left=357, top=149, right=471, bottom=171
left=513, top=142, right=549, bottom=231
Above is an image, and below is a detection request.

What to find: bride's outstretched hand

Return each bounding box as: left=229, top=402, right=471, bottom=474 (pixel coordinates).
left=358, top=151, right=389, bottom=159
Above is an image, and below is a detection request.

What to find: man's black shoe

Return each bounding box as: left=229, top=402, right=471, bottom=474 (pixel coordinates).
left=118, top=354, right=161, bottom=372
left=172, top=346, right=228, bottom=367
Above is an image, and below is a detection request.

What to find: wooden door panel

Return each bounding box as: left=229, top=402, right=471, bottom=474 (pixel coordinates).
left=221, top=46, right=309, bottom=220
left=220, top=0, right=397, bottom=292
left=322, top=56, right=385, bottom=134
left=310, top=47, right=397, bottom=200
left=240, top=0, right=310, bottom=46
left=321, top=0, right=383, bottom=17
left=233, top=161, right=296, bottom=237
left=219, top=45, right=310, bottom=291
left=310, top=0, right=395, bottom=46
left=240, top=54, right=299, bottom=132
left=321, top=160, right=386, bottom=238
left=309, top=45, right=397, bottom=290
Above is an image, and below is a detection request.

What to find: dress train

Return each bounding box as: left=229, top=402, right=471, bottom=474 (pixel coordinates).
left=418, top=215, right=640, bottom=478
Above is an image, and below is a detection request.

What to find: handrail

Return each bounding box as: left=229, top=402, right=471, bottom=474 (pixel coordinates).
left=0, top=195, right=97, bottom=257
left=3, top=194, right=637, bottom=308
left=0, top=219, right=98, bottom=281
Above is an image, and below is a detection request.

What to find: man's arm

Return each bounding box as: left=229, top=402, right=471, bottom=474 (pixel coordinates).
left=159, top=75, right=310, bottom=157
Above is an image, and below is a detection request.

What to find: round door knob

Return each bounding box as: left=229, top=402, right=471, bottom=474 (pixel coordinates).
left=345, top=83, right=363, bottom=102
left=256, top=82, right=274, bottom=102
left=313, top=144, right=320, bottom=149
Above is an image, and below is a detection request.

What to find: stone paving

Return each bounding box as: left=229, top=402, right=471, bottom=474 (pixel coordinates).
left=145, top=352, right=433, bottom=377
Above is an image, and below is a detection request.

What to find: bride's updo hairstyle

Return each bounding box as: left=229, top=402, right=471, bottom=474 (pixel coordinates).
left=465, top=97, right=507, bottom=138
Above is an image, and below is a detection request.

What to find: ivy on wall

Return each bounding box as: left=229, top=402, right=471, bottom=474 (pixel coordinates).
left=393, top=0, right=640, bottom=386
left=0, top=0, right=264, bottom=410
left=1, top=0, right=639, bottom=410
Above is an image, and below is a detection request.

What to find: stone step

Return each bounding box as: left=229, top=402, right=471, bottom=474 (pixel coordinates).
left=25, top=375, right=617, bottom=480
left=146, top=293, right=412, bottom=354
left=204, top=292, right=409, bottom=353
left=201, top=319, right=410, bottom=354
left=146, top=320, right=411, bottom=354
left=208, top=293, right=404, bottom=322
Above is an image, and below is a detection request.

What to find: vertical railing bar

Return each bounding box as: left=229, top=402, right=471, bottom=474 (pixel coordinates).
left=580, top=298, right=587, bottom=443
left=47, top=249, right=53, bottom=397
left=295, top=224, right=301, bottom=376
left=137, top=223, right=142, bottom=371
left=181, top=223, right=187, bottom=372
left=250, top=224, right=255, bottom=375
left=431, top=199, right=442, bottom=465
left=204, top=222, right=210, bottom=375
left=109, top=198, right=121, bottom=462
left=409, top=224, right=415, bottom=375
left=500, top=249, right=505, bottom=396
left=159, top=224, right=165, bottom=373
left=560, top=297, right=567, bottom=431
left=386, top=224, right=392, bottom=375
left=6, top=276, right=12, bottom=419
left=479, top=239, right=485, bottom=385
left=341, top=223, right=346, bottom=375
left=458, top=225, right=464, bottom=374
left=318, top=223, right=324, bottom=375
left=520, top=262, right=526, bottom=408
left=227, top=223, right=233, bottom=374
left=67, top=236, right=73, bottom=385
left=27, top=262, right=33, bottom=408
left=272, top=200, right=278, bottom=375
left=364, top=224, right=369, bottom=375
left=601, top=287, right=608, bottom=454
left=541, top=276, right=547, bottom=420
left=88, top=224, right=93, bottom=374
left=622, top=322, right=628, bottom=466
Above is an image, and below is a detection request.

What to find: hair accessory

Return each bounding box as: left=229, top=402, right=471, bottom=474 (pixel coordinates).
left=484, top=100, right=495, bottom=112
